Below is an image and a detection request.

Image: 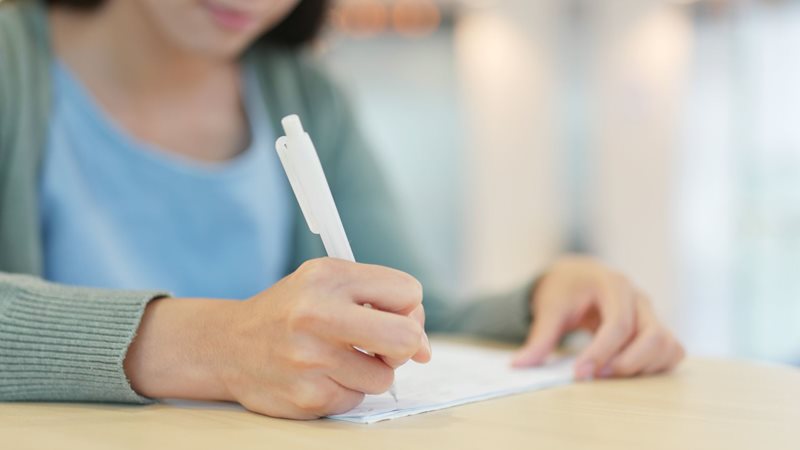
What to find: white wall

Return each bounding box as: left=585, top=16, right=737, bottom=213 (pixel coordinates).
left=455, top=2, right=566, bottom=294
left=322, top=0, right=800, bottom=362
left=322, top=30, right=465, bottom=292
left=454, top=0, right=692, bottom=332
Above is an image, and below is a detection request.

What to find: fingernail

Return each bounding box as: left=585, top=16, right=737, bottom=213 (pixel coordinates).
left=576, top=362, right=595, bottom=381
left=599, top=365, right=614, bottom=378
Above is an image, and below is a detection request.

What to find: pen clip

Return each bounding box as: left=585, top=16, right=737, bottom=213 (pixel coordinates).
left=276, top=136, right=320, bottom=235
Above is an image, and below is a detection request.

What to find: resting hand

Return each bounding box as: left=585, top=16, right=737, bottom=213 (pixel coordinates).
left=512, top=255, right=684, bottom=380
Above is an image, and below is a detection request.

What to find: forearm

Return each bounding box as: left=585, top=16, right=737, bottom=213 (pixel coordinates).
left=124, top=297, right=237, bottom=401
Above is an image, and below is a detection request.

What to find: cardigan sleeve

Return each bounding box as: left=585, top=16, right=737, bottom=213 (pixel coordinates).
left=296, top=59, right=536, bottom=343
left=0, top=272, right=166, bottom=403
left=0, top=2, right=170, bottom=403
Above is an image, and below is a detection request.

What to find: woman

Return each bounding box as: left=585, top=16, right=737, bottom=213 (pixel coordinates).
left=0, top=0, right=684, bottom=419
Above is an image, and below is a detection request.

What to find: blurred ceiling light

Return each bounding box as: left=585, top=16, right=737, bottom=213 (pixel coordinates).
left=331, top=0, right=443, bottom=38
left=391, top=0, right=442, bottom=38
left=332, top=0, right=390, bottom=38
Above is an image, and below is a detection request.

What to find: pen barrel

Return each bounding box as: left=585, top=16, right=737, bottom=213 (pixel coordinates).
left=320, top=222, right=355, bottom=262
left=277, top=118, right=356, bottom=263
left=296, top=134, right=355, bottom=262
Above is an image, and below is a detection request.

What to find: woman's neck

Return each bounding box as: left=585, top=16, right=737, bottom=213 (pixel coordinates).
left=49, top=3, right=234, bottom=97
left=48, top=4, right=251, bottom=163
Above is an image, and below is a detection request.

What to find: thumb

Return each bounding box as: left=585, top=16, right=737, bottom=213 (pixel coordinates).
left=512, top=308, right=568, bottom=368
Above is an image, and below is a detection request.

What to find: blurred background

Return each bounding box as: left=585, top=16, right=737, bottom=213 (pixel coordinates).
left=314, top=0, right=800, bottom=364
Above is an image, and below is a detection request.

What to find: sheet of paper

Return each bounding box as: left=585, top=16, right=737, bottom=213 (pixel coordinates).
left=328, top=341, right=575, bottom=424
left=163, top=342, right=575, bottom=425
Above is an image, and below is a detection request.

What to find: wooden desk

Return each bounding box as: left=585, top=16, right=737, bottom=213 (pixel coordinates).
left=2, top=357, right=798, bottom=450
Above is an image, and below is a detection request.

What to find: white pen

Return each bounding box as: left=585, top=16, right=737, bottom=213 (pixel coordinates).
left=275, top=114, right=399, bottom=404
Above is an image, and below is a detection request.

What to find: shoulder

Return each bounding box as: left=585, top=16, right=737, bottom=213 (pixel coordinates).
left=0, top=0, right=30, bottom=35
left=0, top=2, right=25, bottom=95
left=248, top=44, right=339, bottom=97
left=0, top=0, right=49, bottom=68
left=0, top=0, right=52, bottom=162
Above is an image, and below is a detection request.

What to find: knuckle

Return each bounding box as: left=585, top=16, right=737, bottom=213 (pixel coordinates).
left=288, top=301, right=327, bottom=332
left=298, top=258, right=323, bottom=277
left=298, top=258, right=339, bottom=285
left=285, top=344, right=330, bottom=371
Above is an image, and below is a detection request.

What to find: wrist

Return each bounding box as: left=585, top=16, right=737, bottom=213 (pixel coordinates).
left=124, top=296, right=238, bottom=401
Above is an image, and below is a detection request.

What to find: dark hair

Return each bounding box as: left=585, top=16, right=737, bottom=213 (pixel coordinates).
left=43, top=0, right=330, bottom=48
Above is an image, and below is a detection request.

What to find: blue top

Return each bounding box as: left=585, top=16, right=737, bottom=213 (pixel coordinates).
left=40, top=62, right=293, bottom=299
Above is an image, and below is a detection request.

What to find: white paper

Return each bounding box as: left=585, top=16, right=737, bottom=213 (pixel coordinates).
left=328, top=342, right=575, bottom=424
left=163, top=342, right=575, bottom=425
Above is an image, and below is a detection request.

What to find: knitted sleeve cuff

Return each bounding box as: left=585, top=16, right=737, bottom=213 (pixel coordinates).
left=0, top=273, right=167, bottom=403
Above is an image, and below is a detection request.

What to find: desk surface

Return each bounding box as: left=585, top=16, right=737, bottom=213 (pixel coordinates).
left=2, top=357, right=799, bottom=450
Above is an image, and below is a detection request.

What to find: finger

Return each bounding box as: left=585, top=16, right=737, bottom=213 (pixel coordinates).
left=512, top=305, right=570, bottom=368
left=574, top=278, right=636, bottom=378
left=601, top=297, right=663, bottom=378
left=670, top=341, right=687, bottom=368
left=330, top=260, right=424, bottom=314
left=606, top=328, right=670, bottom=378
left=283, top=378, right=365, bottom=419
left=329, top=347, right=395, bottom=395
left=322, top=379, right=367, bottom=416
left=383, top=332, right=431, bottom=367
left=408, top=305, right=432, bottom=363
left=639, top=345, right=673, bottom=376
left=370, top=305, right=429, bottom=367
left=412, top=331, right=432, bottom=363
left=642, top=340, right=685, bottom=375
left=365, top=303, right=430, bottom=362
left=325, top=305, right=425, bottom=362
left=409, top=303, right=426, bottom=330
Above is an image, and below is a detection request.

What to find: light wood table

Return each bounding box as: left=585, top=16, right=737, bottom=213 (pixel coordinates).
left=2, top=356, right=799, bottom=450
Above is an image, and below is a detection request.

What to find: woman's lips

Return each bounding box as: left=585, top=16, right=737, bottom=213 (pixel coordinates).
left=204, top=2, right=257, bottom=32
